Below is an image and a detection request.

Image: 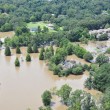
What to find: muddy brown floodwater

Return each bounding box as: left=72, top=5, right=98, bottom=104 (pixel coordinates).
left=0, top=31, right=15, bottom=38
left=0, top=47, right=100, bottom=110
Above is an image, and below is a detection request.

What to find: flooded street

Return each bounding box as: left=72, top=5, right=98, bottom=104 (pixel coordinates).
left=0, top=47, right=90, bottom=110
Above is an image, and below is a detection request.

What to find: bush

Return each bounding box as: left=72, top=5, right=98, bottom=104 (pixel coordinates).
left=15, top=58, right=20, bottom=67
left=72, top=66, right=83, bottom=75
left=83, top=52, right=93, bottom=62
left=5, top=46, right=11, bottom=56
left=26, top=54, right=31, bottom=62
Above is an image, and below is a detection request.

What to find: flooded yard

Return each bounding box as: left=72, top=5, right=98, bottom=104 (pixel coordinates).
left=0, top=31, right=15, bottom=38
left=0, top=47, right=100, bottom=110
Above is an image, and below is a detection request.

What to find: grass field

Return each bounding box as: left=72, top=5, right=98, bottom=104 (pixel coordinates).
left=27, top=21, right=47, bottom=28
left=27, top=21, right=56, bottom=32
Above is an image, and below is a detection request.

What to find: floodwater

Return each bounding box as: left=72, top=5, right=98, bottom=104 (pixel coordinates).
left=0, top=31, right=15, bottom=38
left=78, top=40, right=110, bottom=53
left=0, top=47, right=99, bottom=110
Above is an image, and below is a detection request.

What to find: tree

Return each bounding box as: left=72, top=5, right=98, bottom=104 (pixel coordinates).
left=96, top=54, right=109, bottom=66
left=44, top=48, right=53, bottom=60
left=93, top=63, right=110, bottom=92
left=66, top=43, right=74, bottom=55
left=16, top=46, right=21, bottom=54
left=106, top=48, right=110, bottom=54
left=102, top=88, right=110, bottom=110
left=68, top=90, right=83, bottom=110
left=42, top=90, right=52, bottom=106
left=83, top=52, right=93, bottom=62
left=5, top=46, right=11, bottom=56
left=33, top=44, right=38, bottom=53
left=53, top=65, right=61, bottom=75
left=30, top=15, right=36, bottom=22
left=98, top=34, right=108, bottom=41
left=105, top=23, right=110, bottom=29
left=74, top=45, right=87, bottom=58
left=26, top=54, right=31, bottom=62
left=58, top=84, right=72, bottom=105
left=81, top=93, right=98, bottom=110
left=50, top=45, right=54, bottom=55
left=38, top=26, right=41, bottom=33
left=27, top=44, right=33, bottom=53
left=39, top=106, right=52, bottom=110
left=39, top=47, right=45, bottom=60
left=42, top=26, right=49, bottom=33
left=15, top=57, right=20, bottom=67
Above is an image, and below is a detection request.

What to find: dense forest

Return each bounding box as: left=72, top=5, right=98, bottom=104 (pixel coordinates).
left=0, top=0, right=110, bottom=31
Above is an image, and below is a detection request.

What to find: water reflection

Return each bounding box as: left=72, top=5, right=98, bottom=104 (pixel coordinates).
left=5, top=56, right=11, bottom=63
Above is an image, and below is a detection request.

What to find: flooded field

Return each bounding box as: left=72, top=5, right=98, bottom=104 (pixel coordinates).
left=0, top=47, right=100, bottom=110
left=0, top=31, right=15, bottom=38
left=78, top=40, right=110, bottom=53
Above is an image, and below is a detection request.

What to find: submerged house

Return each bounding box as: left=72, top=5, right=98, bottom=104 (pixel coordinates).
left=60, top=60, right=81, bottom=69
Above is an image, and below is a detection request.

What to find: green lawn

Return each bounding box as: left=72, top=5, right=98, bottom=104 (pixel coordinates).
left=27, top=21, right=47, bottom=29
left=27, top=21, right=56, bottom=32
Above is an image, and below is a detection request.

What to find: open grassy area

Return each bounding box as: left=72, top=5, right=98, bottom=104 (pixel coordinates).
left=27, top=21, right=56, bottom=32
left=27, top=21, right=47, bottom=29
